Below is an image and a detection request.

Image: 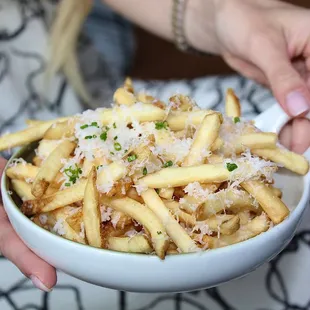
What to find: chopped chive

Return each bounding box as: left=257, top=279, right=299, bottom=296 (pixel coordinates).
left=155, top=189, right=160, bottom=194
left=96, top=165, right=103, bottom=170
left=226, top=163, right=238, bottom=172
left=234, top=117, right=240, bottom=124
left=91, top=121, right=99, bottom=127
left=114, top=142, right=122, bottom=151
left=163, top=160, right=173, bottom=168
left=127, top=154, right=137, bottom=162
left=85, top=135, right=93, bottom=140
left=110, top=151, right=115, bottom=155
left=65, top=183, right=71, bottom=187
left=124, top=149, right=128, bottom=154
left=113, top=122, right=117, bottom=129
left=100, top=132, right=107, bottom=141
left=155, top=121, right=168, bottom=130
left=80, top=124, right=88, bottom=129
left=157, top=231, right=162, bottom=235
left=92, top=134, right=97, bottom=138
left=64, top=164, right=82, bottom=184
left=114, top=136, right=118, bottom=140
left=142, top=167, right=147, bottom=176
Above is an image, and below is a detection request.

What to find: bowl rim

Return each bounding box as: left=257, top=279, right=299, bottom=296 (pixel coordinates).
left=1, top=144, right=310, bottom=261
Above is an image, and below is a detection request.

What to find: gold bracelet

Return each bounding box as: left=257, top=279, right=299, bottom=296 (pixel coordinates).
left=172, top=0, right=210, bottom=56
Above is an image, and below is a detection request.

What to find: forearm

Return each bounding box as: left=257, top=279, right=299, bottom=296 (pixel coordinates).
left=102, top=0, right=220, bottom=54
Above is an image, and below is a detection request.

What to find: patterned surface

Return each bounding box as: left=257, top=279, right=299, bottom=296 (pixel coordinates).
left=0, top=1, right=310, bottom=309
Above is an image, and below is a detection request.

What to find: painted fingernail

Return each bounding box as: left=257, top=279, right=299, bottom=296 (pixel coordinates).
left=30, top=275, right=52, bottom=292
left=286, top=91, right=309, bottom=116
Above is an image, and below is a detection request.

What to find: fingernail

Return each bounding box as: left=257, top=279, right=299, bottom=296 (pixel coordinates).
left=30, top=275, right=52, bottom=293
left=286, top=91, right=309, bottom=116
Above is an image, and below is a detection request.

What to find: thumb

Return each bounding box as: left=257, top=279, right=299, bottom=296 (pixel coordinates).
left=251, top=37, right=310, bottom=117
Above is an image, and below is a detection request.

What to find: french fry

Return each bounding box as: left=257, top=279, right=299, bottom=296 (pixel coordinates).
left=141, top=189, right=199, bottom=253
left=11, top=179, right=35, bottom=201
left=164, top=200, right=196, bottom=226
left=124, top=77, right=134, bottom=94
left=199, top=214, right=235, bottom=231
left=97, top=161, right=128, bottom=189
left=6, top=163, right=38, bottom=181
left=170, top=94, right=195, bottom=111
left=220, top=215, right=240, bottom=235
left=99, top=104, right=165, bottom=125
left=139, top=164, right=230, bottom=188
left=43, top=120, right=76, bottom=140
left=0, top=120, right=66, bottom=151
left=210, top=138, right=223, bottom=152
left=225, top=88, right=241, bottom=118
left=110, top=211, right=132, bottom=229
left=107, top=235, right=152, bottom=253
left=252, top=147, right=309, bottom=175
left=137, top=93, right=155, bottom=104
left=83, top=167, right=102, bottom=248
left=22, top=179, right=87, bottom=216
left=158, top=188, right=174, bottom=200
left=65, top=208, right=83, bottom=233
left=166, top=110, right=213, bottom=131
left=113, top=88, right=136, bottom=105
left=33, top=156, right=43, bottom=167
left=32, top=141, right=76, bottom=198
left=102, top=197, right=169, bottom=259
left=183, top=113, right=222, bottom=166
left=231, top=133, right=277, bottom=154
left=195, top=214, right=269, bottom=249
left=269, top=186, right=282, bottom=198
left=241, top=180, right=289, bottom=224
left=127, top=187, right=144, bottom=203
left=26, top=119, right=47, bottom=126
left=180, top=183, right=220, bottom=214
left=198, top=189, right=262, bottom=220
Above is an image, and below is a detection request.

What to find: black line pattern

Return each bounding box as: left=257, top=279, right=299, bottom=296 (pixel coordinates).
left=0, top=1, right=310, bottom=310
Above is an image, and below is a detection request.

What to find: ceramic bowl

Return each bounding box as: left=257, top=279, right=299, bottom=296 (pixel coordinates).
left=1, top=104, right=310, bottom=293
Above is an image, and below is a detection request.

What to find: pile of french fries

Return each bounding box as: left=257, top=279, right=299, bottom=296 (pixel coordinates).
left=1, top=79, right=309, bottom=259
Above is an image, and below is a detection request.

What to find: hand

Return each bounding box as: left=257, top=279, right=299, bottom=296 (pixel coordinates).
left=188, top=0, right=310, bottom=153
left=0, top=157, right=56, bottom=291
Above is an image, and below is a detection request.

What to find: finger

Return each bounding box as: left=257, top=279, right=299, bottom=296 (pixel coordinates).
left=224, top=54, right=269, bottom=86
left=279, top=122, right=292, bottom=150
left=0, top=158, right=57, bottom=291
left=250, top=34, right=310, bottom=117
left=291, top=118, right=310, bottom=154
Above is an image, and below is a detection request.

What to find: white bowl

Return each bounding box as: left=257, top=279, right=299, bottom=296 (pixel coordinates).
left=1, top=105, right=310, bottom=293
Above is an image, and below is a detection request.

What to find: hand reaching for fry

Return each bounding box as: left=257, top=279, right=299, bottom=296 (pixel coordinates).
left=0, top=157, right=56, bottom=291
left=186, top=0, right=310, bottom=153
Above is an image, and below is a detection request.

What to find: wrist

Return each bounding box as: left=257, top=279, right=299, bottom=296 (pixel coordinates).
left=184, top=0, right=221, bottom=55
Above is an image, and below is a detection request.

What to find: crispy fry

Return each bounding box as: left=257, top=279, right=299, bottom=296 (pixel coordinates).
left=124, top=77, right=134, bottom=94
left=198, top=189, right=262, bottom=220
left=107, top=235, right=152, bottom=253
left=183, top=113, right=222, bottom=166
left=158, top=188, right=174, bottom=200
left=164, top=200, right=196, bottom=226
left=166, top=110, right=213, bottom=131
left=83, top=167, right=102, bottom=248
left=43, top=120, right=76, bottom=140
left=11, top=179, right=35, bottom=201
left=97, top=161, right=128, bottom=189
left=170, top=94, right=195, bottom=111
left=99, top=104, right=165, bottom=125
left=137, top=93, right=155, bottom=104
left=6, top=163, right=38, bottom=181
left=139, top=164, right=230, bottom=188
left=32, top=156, right=43, bottom=167
left=220, top=215, right=240, bottom=235
left=195, top=214, right=269, bottom=249
left=32, top=141, right=76, bottom=198
left=0, top=120, right=63, bottom=151
left=22, top=179, right=87, bottom=216
left=26, top=119, right=47, bottom=126
left=127, top=187, right=144, bottom=203
left=141, top=189, right=199, bottom=253
left=269, top=186, right=282, bottom=198
left=241, top=180, right=289, bottom=224
left=113, top=88, right=136, bottom=106
left=102, top=197, right=169, bottom=259
left=225, top=88, right=241, bottom=118
left=252, top=147, right=309, bottom=175
left=233, top=133, right=277, bottom=154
